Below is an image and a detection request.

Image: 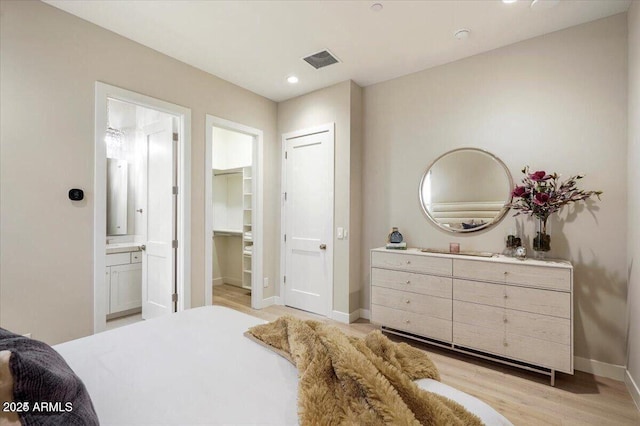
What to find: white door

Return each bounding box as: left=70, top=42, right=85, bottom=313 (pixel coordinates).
left=282, top=128, right=334, bottom=316
left=142, top=118, right=176, bottom=319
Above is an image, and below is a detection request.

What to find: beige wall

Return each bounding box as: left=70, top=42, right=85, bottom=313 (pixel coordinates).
left=627, top=0, right=640, bottom=398
left=0, top=0, right=278, bottom=344
left=277, top=81, right=362, bottom=315
left=362, top=15, right=628, bottom=365
left=349, top=82, right=363, bottom=314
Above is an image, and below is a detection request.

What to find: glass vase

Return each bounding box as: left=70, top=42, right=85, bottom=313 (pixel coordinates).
left=532, top=218, right=551, bottom=257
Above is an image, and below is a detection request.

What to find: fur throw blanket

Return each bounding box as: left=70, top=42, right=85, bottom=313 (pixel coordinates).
left=246, top=316, right=483, bottom=425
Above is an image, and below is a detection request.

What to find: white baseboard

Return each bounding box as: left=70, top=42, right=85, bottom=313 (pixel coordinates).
left=212, top=278, right=224, bottom=286
left=574, top=356, right=626, bottom=381
left=223, top=277, right=242, bottom=287
left=257, top=296, right=283, bottom=309
left=261, top=296, right=275, bottom=308
left=331, top=310, right=350, bottom=324
left=625, top=370, right=640, bottom=411
left=332, top=309, right=366, bottom=323
left=359, top=309, right=371, bottom=320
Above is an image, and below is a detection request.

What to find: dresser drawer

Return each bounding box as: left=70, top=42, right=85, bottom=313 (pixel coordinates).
left=372, top=286, right=451, bottom=320
left=506, top=286, right=570, bottom=318
left=506, top=308, right=570, bottom=345
left=371, top=305, right=452, bottom=342
left=372, top=251, right=452, bottom=276
left=453, top=300, right=504, bottom=329
left=453, top=279, right=505, bottom=308
left=371, top=268, right=451, bottom=299
left=506, top=334, right=571, bottom=373
left=453, top=301, right=571, bottom=345
left=453, top=322, right=505, bottom=356
left=130, top=251, right=142, bottom=263
left=453, top=259, right=571, bottom=291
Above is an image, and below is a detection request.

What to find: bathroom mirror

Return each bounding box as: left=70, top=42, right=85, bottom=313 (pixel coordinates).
left=107, top=158, right=128, bottom=235
left=419, top=148, right=513, bottom=233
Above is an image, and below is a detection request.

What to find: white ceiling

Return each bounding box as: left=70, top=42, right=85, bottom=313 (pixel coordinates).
left=45, top=0, right=631, bottom=102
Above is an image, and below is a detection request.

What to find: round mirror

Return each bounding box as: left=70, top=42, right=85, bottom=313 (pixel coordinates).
left=419, top=148, right=513, bottom=233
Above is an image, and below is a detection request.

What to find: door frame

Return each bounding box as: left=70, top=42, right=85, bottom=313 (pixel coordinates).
left=94, top=82, right=191, bottom=334
left=280, top=123, right=335, bottom=316
left=204, top=115, right=264, bottom=309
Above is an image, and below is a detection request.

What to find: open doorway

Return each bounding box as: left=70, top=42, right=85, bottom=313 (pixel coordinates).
left=205, top=115, right=263, bottom=309
left=94, top=82, right=191, bottom=333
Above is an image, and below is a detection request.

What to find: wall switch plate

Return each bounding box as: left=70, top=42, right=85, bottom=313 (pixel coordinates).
left=337, top=227, right=344, bottom=239
left=263, top=277, right=269, bottom=288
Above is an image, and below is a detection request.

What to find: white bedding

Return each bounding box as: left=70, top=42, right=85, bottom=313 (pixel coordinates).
left=54, top=306, right=512, bottom=425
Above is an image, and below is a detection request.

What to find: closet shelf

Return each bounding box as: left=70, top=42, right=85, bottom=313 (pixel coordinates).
left=213, top=167, right=243, bottom=176
left=213, top=229, right=243, bottom=236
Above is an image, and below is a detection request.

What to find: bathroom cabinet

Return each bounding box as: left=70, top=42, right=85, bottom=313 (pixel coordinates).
left=106, top=251, right=142, bottom=315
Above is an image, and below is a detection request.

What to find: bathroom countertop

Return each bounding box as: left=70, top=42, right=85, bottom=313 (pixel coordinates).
left=106, top=242, right=142, bottom=255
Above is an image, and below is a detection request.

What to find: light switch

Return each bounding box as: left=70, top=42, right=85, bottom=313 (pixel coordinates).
left=337, top=227, right=344, bottom=239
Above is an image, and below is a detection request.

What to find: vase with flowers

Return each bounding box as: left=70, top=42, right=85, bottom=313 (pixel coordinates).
left=508, top=167, right=602, bottom=258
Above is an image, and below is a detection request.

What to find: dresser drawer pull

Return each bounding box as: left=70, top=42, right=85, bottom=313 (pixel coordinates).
left=503, top=294, right=508, bottom=299
left=406, top=260, right=411, bottom=265
left=405, top=299, right=410, bottom=304
left=405, top=280, right=411, bottom=284
left=503, top=340, right=508, bottom=347
left=503, top=317, right=508, bottom=323
left=405, top=320, right=410, bottom=324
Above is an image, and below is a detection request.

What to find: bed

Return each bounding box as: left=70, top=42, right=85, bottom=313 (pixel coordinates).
left=53, top=306, right=512, bottom=425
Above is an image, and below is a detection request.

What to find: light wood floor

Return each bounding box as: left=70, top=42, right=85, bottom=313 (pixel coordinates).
left=105, top=312, right=142, bottom=330
left=213, top=284, right=639, bottom=425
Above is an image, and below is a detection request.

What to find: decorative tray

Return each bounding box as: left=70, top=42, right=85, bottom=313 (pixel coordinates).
left=420, top=248, right=496, bottom=258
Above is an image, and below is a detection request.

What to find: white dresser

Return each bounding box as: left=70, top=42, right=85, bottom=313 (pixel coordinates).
left=370, top=247, right=573, bottom=385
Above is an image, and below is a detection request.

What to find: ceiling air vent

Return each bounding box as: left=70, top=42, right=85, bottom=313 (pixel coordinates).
left=303, top=50, right=340, bottom=69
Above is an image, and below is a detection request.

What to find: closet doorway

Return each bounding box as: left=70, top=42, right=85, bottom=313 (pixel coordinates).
left=205, top=116, right=263, bottom=309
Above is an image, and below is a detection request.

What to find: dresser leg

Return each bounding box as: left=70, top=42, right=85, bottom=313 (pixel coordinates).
left=550, top=370, right=555, bottom=387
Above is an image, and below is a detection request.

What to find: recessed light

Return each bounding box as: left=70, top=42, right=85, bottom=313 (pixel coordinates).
left=530, top=0, right=559, bottom=10
left=370, top=3, right=383, bottom=12
left=454, top=29, right=470, bottom=40
left=287, top=75, right=299, bottom=84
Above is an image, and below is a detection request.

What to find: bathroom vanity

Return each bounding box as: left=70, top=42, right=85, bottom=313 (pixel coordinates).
left=106, top=243, right=142, bottom=317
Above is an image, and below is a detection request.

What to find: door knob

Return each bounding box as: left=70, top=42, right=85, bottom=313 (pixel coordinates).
left=319, top=244, right=327, bottom=250
left=140, top=244, right=146, bottom=251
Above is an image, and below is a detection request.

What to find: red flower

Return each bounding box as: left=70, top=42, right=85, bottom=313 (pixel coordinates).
left=533, top=192, right=550, bottom=205
left=529, top=170, right=550, bottom=181
left=512, top=186, right=527, bottom=197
